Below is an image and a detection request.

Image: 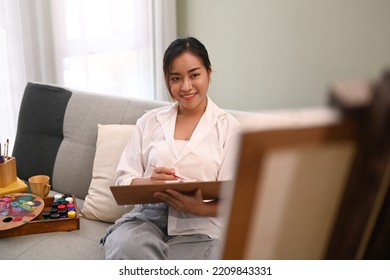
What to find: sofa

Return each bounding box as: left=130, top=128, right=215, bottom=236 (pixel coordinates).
left=2, top=82, right=268, bottom=259
left=0, top=82, right=350, bottom=260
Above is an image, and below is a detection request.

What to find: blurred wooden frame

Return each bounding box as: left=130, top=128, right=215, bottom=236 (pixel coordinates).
left=221, top=71, right=390, bottom=259
left=222, top=120, right=359, bottom=259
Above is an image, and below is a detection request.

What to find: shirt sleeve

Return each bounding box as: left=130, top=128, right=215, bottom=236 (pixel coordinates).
left=114, top=117, right=146, bottom=185
left=217, top=115, right=242, bottom=181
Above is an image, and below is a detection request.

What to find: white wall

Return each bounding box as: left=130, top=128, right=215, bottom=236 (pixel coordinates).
left=177, top=0, right=390, bottom=111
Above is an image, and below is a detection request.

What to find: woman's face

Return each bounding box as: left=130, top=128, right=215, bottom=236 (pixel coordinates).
left=168, top=52, right=211, bottom=114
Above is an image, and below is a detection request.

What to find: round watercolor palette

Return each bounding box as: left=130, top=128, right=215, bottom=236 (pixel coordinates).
left=0, top=193, right=44, bottom=231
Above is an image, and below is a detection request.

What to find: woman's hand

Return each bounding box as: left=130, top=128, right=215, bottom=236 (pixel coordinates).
left=150, top=166, right=179, bottom=182
left=131, top=166, right=179, bottom=185
left=153, top=188, right=218, bottom=217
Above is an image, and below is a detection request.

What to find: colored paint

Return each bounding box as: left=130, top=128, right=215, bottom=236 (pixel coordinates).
left=42, top=212, right=51, bottom=220
left=54, top=194, right=62, bottom=202
left=0, top=193, right=45, bottom=231
left=50, top=213, right=60, bottom=219
left=58, top=209, right=68, bottom=218
left=51, top=201, right=60, bottom=209
left=58, top=204, right=66, bottom=211
left=67, top=211, right=76, bottom=218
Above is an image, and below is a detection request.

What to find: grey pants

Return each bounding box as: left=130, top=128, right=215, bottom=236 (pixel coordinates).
left=102, top=203, right=220, bottom=260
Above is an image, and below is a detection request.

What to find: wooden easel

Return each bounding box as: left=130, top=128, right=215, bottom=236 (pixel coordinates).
left=221, top=70, right=390, bottom=259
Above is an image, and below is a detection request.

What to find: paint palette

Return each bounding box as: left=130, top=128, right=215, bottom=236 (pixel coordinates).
left=0, top=193, right=44, bottom=231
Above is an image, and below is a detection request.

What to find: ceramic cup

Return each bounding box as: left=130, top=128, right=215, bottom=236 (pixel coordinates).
left=29, top=175, right=51, bottom=197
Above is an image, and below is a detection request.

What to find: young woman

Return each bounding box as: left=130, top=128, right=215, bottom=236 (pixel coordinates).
left=101, top=37, right=241, bottom=259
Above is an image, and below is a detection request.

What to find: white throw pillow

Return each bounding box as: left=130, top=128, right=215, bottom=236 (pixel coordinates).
left=80, top=124, right=135, bottom=223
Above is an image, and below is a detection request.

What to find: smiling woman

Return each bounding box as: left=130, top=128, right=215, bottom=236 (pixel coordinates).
left=100, top=37, right=242, bottom=260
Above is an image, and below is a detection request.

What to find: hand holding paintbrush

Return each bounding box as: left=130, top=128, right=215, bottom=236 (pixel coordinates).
left=149, top=164, right=187, bottom=181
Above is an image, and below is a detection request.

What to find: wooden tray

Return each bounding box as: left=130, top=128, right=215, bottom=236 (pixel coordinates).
left=0, top=195, right=80, bottom=238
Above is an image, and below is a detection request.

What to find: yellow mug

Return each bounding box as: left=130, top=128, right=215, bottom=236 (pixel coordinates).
left=29, top=175, right=51, bottom=198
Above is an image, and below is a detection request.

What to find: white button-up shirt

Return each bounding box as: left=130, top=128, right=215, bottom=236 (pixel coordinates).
left=115, top=97, right=241, bottom=239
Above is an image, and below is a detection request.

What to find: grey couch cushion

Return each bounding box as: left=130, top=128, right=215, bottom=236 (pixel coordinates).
left=12, top=83, right=72, bottom=184
left=13, top=83, right=170, bottom=199
left=52, top=93, right=132, bottom=198
left=52, top=89, right=169, bottom=199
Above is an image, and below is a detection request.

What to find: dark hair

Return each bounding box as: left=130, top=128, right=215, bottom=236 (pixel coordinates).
left=163, top=37, right=211, bottom=92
